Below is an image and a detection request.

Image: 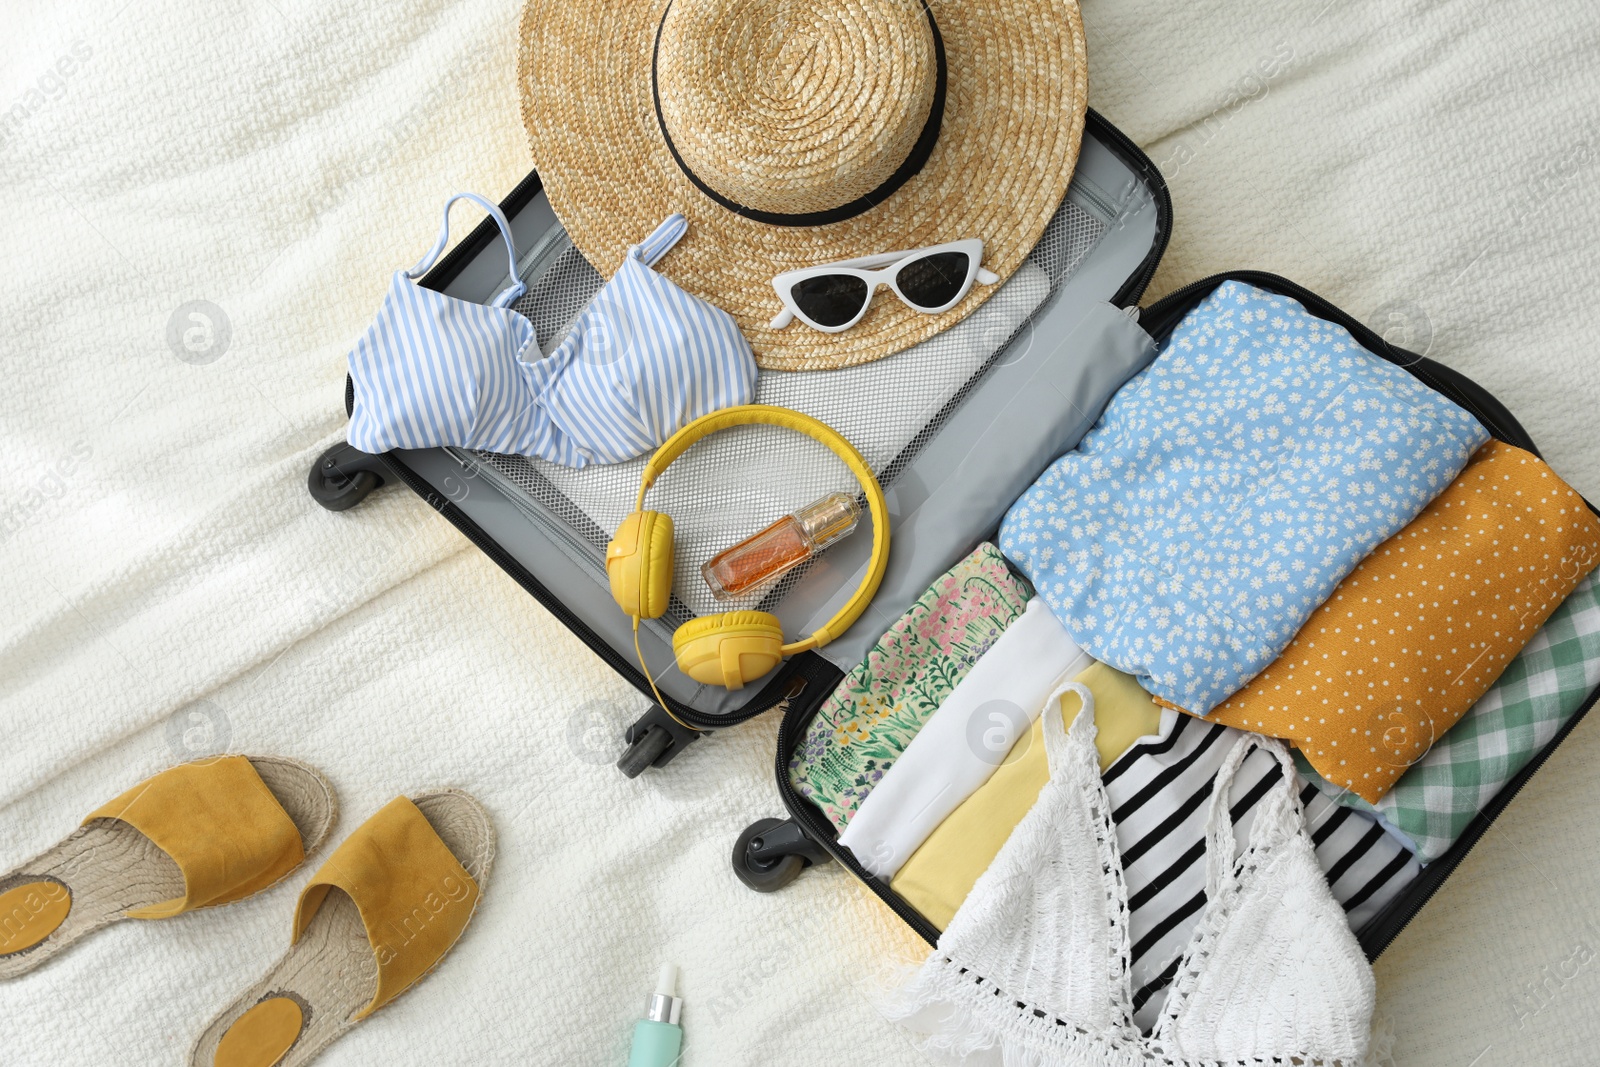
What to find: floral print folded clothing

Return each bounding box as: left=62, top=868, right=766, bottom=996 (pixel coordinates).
left=1188, top=440, right=1600, bottom=803
left=1298, top=569, right=1600, bottom=861
left=1000, top=279, right=1489, bottom=716
left=788, top=541, right=1030, bottom=832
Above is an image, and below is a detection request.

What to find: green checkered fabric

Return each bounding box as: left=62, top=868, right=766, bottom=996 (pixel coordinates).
left=1302, top=571, right=1600, bottom=863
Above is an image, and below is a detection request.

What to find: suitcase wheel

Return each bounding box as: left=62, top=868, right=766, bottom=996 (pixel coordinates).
left=733, top=817, right=831, bottom=893
left=308, top=442, right=387, bottom=512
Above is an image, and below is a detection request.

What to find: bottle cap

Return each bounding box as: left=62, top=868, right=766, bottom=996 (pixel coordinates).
left=796, top=492, right=860, bottom=549
left=646, top=963, right=683, bottom=1025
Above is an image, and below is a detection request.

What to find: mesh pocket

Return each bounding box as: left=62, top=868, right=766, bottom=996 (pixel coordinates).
left=481, top=190, right=1113, bottom=625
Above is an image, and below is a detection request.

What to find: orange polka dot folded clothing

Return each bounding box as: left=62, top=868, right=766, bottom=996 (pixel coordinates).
left=1184, top=440, right=1600, bottom=803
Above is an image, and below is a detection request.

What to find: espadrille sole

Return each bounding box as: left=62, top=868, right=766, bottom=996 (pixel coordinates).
left=0, top=755, right=337, bottom=981
left=188, top=789, right=495, bottom=1067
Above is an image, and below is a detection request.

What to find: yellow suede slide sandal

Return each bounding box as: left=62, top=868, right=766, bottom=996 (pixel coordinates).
left=0, top=755, right=336, bottom=980
left=189, top=790, right=495, bottom=1067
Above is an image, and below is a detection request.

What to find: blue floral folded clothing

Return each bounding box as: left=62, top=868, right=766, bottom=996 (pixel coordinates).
left=999, top=279, right=1489, bottom=716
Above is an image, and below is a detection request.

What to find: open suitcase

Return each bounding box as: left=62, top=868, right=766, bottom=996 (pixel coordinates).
left=307, top=108, right=1600, bottom=979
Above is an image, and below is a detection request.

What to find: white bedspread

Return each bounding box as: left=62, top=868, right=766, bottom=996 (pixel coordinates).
left=2, top=0, right=1597, bottom=1064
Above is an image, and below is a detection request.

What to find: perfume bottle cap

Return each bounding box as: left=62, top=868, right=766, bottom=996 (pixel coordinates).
left=796, top=492, right=860, bottom=549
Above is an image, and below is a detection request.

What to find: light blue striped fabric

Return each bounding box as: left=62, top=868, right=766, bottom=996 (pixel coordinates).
left=347, top=199, right=757, bottom=467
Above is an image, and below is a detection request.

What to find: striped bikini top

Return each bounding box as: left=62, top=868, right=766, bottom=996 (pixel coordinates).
left=891, top=682, right=1377, bottom=1066
left=346, top=194, right=756, bottom=467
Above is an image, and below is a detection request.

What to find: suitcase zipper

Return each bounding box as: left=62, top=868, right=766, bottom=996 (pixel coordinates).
left=1066, top=172, right=1124, bottom=227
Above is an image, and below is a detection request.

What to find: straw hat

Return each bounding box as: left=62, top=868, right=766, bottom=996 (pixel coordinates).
left=517, top=0, right=1087, bottom=371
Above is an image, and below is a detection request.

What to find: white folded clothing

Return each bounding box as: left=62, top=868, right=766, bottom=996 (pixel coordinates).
left=838, top=597, right=1092, bottom=878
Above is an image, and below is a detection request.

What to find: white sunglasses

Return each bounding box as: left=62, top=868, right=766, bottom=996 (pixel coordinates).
left=768, top=239, right=1000, bottom=333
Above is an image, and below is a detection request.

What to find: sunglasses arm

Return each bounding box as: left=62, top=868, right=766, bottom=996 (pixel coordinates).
left=769, top=307, right=796, bottom=330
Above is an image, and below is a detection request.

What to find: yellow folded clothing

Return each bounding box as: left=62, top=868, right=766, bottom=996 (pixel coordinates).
left=891, top=661, right=1161, bottom=929
left=1185, top=440, right=1600, bottom=803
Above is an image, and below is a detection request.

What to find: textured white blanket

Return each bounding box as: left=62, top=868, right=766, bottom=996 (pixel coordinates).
left=2, top=0, right=1598, bottom=1064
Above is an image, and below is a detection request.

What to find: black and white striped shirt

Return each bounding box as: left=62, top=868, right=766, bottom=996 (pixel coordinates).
left=1105, top=710, right=1418, bottom=1031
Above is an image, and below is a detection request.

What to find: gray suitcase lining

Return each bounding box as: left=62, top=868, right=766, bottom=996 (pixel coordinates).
left=398, top=128, right=1163, bottom=713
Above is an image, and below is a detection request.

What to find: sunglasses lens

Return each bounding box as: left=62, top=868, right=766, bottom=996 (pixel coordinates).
left=897, top=251, right=971, bottom=310
left=790, top=274, right=870, bottom=328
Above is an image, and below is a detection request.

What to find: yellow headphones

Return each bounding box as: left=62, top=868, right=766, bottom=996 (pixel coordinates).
left=607, top=405, right=891, bottom=717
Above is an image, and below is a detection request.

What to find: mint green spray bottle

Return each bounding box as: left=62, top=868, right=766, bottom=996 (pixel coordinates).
left=628, top=964, right=683, bottom=1067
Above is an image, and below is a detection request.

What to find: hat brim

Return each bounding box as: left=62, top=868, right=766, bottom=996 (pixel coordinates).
left=517, top=0, right=1087, bottom=372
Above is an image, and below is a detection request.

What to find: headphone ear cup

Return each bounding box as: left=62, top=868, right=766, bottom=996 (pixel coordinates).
left=607, top=510, right=675, bottom=619
left=672, top=610, right=785, bottom=690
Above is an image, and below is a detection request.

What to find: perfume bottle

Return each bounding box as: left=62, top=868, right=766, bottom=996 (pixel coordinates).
left=701, top=492, right=861, bottom=600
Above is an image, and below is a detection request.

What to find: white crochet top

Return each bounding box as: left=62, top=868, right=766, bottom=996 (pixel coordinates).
left=888, top=682, right=1376, bottom=1066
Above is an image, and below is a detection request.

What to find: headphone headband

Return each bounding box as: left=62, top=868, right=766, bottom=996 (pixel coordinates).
left=637, top=405, right=890, bottom=655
